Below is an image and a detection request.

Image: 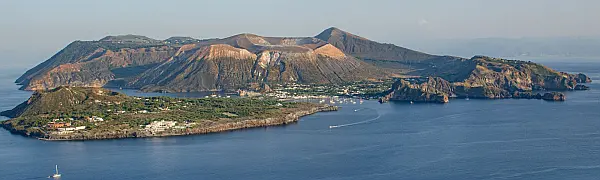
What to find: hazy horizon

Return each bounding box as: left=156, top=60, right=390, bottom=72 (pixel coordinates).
left=2, top=0, right=599, bottom=67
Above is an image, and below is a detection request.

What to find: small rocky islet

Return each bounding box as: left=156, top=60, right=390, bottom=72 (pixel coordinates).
left=1, top=27, right=593, bottom=140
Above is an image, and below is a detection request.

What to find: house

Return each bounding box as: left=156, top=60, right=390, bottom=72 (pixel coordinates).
left=87, top=116, right=104, bottom=122
left=144, top=120, right=177, bottom=133
left=58, top=126, right=86, bottom=132
left=138, top=110, right=149, bottom=114
left=55, top=131, right=73, bottom=135
left=47, top=122, right=71, bottom=129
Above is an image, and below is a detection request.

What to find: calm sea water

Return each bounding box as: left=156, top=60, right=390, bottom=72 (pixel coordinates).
left=1, top=60, right=600, bottom=180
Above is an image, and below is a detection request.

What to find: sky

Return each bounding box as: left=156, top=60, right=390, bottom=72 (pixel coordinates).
left=1, top=0, right=599, bottom=66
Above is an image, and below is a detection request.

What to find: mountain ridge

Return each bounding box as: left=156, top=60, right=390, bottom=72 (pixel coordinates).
left=13, top=27, right=592, bottom=96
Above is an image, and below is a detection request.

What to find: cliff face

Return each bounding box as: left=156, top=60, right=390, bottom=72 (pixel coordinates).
left=380, top=77, right=451, bottom=103
left=130, top=36, right=383, bottom=92
left=17, top=40, right=177, bottom=90
left=381, top=56, right=591, bottom=103
left=130, top=44, right=259, bottom=92
left=455, top=56, right=584, bottom=97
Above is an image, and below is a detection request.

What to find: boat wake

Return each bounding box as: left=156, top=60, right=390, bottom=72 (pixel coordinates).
left=353, top=108, right=365, bottom=112
left=329, top=109, right=381, bottom=129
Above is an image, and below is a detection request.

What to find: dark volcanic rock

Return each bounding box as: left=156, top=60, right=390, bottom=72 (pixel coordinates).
left=574, top=84, right=590, bottom=90
left=380, top=77, right=450, bottom=103
left=512, top=91, right=543, bottom=99
left=571, top=73, right=593, bottom=83
left=381, top=56, right=586, bottom=103
left=542, top=92, right=566, bottom=101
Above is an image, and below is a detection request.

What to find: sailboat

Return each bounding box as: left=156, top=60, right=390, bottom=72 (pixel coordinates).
left=49, top=165, right=61, bottom=178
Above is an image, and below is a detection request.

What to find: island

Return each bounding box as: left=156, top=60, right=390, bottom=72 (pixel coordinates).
left=13, top=27, right=592, bottom=104
left=2, top=27, right=594, bottom=141
left=0, top=87, right=337, bottom=140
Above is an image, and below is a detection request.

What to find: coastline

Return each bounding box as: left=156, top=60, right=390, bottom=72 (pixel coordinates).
left=2, top=105, right=338, bottom=141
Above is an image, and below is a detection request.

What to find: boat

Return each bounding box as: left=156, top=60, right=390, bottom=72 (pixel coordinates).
left=329, top=125, right=338, bottom=129
left=49, top=165, right=61, bottom=178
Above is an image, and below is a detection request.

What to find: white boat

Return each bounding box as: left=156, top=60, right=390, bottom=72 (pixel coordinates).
left=50, top=165, right=61, bottom=178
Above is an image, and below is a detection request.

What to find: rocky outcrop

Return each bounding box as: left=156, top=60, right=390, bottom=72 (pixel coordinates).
left=512, top=91, right=566, bottom=101
left=379, top=77, right=450, bottom=103
left=380, top=56, right=589, bottom=103
left=575, top=84, right=590, bottom=90
left=448, top=56, right=589, bottom=98
left=571, top=73, right=593, bottom=83
left=542, top=92, right=566, bottom=101
left=512, top=91, right=543, bottom=99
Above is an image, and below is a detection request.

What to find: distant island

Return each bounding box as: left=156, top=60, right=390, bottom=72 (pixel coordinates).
left=0, top=87, right=336, bottom=140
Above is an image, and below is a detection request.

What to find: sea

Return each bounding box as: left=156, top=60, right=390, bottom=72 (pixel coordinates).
left=1, top=59, right=599, bottom=180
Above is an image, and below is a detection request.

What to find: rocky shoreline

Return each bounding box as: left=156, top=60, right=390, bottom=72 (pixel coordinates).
left=1, top=105, right=337, bottom=141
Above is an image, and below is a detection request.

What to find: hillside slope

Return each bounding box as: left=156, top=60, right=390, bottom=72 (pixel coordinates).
left=315, top=27, right=465, bottom=74
left=131, top=38, right=383, bottom=92
left=0, top=86, right=127, bottom=118
left=14, top=28, right=592, bottom=94
left=16, top=38, right=178, bottom=90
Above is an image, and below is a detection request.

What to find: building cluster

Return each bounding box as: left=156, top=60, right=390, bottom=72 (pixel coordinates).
left=47, top=121, right=87, bottom=135
left=86, top=116, right=104, bottom=122
left=264, top=81, right=394, bottom=100
left=47, top=122, right=72, bottom=129
left=143, top=120, right=197, bottom=133
left=144, top=120, right=177, bottom=133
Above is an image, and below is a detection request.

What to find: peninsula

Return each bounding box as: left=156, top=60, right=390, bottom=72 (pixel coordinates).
left=0, top=87, right=337, bottom=140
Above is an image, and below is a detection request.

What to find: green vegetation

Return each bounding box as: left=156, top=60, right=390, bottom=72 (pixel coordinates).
left=1, top=87, right=317, bottom=138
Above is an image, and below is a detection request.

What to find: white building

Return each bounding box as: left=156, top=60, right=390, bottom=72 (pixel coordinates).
left=144, top=120, right=177, bottom=133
